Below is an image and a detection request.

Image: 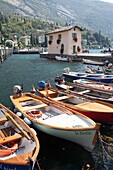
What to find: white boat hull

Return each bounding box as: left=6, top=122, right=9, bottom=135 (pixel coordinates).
left=31, top=120, right=97, bottom=151
left=55, top=56, right=69, bottom=61
left=10, top=93, right=100, bottom=152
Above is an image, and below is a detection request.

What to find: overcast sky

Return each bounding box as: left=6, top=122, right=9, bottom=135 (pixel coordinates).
left=100, top=0, right=113, bottom=3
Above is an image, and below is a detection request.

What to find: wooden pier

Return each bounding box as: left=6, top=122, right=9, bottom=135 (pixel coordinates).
left=0, top=47, right=13, bottom=63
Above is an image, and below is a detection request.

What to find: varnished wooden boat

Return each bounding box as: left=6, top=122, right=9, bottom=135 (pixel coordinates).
left=73, top=79, right=113, bottom=94
left=55, top=81, right=113, bottom=104
left=37, top=87, right=59, bottom=98
left=10, top=92, right=100, bottom=152
left=0, top=103, right=40, bottom=170
left=37, top=86, right=113, bottom=124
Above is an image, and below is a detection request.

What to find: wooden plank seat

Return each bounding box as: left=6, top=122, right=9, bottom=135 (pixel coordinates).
left=77, top=89, right=91, bottom=95
left=53, top=95, right=72, bottom=101
left=0, top=117, right=7, bottom=125
left=0, top=130, right=6, bottom=138
left=23, top=103, right=47, bottom=111
left=0, top=134, right=22, bottom=145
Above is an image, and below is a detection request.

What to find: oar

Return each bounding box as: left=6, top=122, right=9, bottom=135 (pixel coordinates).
left=27, top=93, right=73, bottom=115
left=4, top=111, right=31, bottom=140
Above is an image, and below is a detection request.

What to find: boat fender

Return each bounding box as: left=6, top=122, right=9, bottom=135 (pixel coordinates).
left=24, top=117, right=32, bottom=125
left=0, top=143, right=18, bottom=157
left=30, top=128, right=37, bottom=136
left=16, top=112, right=22, bottom=117
left=14, top=107, right=19, bottom=113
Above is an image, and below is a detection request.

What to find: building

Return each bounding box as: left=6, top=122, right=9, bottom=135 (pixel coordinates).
left=38, top=35, right=45, bottom=44
left=19, top=36, right=31, bottom=46
left=46, top=25, right=82, bottom=55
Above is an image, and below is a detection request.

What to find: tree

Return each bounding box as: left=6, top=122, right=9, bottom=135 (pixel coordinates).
left=0, top=22, right=2, bottom=32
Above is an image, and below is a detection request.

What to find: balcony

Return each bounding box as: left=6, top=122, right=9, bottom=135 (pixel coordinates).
left=73, top=37, right=78, bottom=42
left=48, top=40, right=52, bottom=45
left=56, top=39, right=61, bottom=44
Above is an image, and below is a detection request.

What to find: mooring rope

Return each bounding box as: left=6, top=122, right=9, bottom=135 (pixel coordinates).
left=98, top=133, right=113, bottom=160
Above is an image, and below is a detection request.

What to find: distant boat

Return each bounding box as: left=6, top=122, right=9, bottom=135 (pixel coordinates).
left=82, top=58, right=104, bottom=66
left=0, top=103, right=40, bottom=170
left=55, top=55, right=70, bottom=61
left=10, top=91, right=100, bottom=152
left=63, top=71, right=113, bottom=83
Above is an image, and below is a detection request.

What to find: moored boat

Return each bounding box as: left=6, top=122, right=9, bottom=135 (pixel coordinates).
left=63, top=69, right=113, bottom=83
left=0, top=103, right=40, bottom=170
left=10, top=90, right=100, bottom=152
left=37, top=85, right=113, bottom=124
left=73, top=79, right=113, bottom=94
left=82, top=58, right=104, bottom=66
left=55, top=81, right=113, bottom=104
left=55, top=55, right=70, bottom=62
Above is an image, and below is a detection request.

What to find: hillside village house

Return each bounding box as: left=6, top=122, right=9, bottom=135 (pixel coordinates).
left=46, top=25, right=82, bottom=55
left=19, top=36, right=31, bottom=46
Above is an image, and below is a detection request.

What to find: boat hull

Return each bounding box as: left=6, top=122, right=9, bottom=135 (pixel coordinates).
left=28, top=118, right=98, bottom=152
left=0, top=163, right=33, bottom=170
left=82, top=58, right=104, bottom=66
left=10, top=93, right=100, bottom=152
left=63, top=72, right=113, bottom=83
left=0, top=103, right=39, bottom=170
left=72, top=109, right=113, bottom=124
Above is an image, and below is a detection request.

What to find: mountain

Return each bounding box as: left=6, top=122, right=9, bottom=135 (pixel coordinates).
left=1, top=0, right=113, bottom=38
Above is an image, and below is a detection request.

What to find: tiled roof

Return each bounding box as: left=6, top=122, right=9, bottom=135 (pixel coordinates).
left=46, top=25, right=82, bottom=35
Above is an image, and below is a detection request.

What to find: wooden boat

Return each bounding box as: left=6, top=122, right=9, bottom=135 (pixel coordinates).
left=82, top=58, right=104, bottom=66
left=0, top=103, right=40, bottom=170
left=63, top=70, right=113, bottom=83
left=10, top=92, right=100, bottom=152
left=73, top=79, right=113, bottom=94
left=55, top=55, right=70, bottom=62
left=37, top=86, right=113, bottom=124
left=55, top=81, right=113, bottom=104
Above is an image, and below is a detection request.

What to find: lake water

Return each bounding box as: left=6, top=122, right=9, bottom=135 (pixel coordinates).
left=0, top=54, right=113, bottom=170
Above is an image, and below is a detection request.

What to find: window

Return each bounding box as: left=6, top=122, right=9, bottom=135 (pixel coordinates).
left=72, top=33, right=77, bottom=38
left=72, top=33, right=77, bottom=42
left=58, top=34, right=62, bottom=40
left=49, top=36, right=53, bottom=41
left=48, top=35, right=53, bottom=45
left=73, top=45, right=76, bottom=53
left=57, top=34, right=62, bottom=44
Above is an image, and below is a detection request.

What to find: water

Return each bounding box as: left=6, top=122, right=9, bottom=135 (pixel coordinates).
left=0, top=54, right=85, bottom=108
left=0, top=54, right=112, bottom=170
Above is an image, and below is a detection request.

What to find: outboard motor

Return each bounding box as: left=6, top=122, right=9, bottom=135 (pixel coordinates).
left=13, top=85, right=22, bottom=98
left=63, top=67, right=70, bottom=73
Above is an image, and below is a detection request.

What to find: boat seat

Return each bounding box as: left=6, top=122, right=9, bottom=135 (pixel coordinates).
left=77, top=89, right=91, bottom=94
left=53, top=95, right=72, bottom=101
left=0, top=130, right=6, bottom=138
left=0, top=117, right=7, bottom=125
left=23, top=103, right=47, bottom=111
left=0, top=134, right=22, bottom=145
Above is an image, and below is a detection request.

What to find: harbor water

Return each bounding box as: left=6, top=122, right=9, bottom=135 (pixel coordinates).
left=0, top=54, right=113, bottom=170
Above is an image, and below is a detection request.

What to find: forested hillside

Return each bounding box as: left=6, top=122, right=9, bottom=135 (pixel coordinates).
left=0, top=0, right=113, bottom=38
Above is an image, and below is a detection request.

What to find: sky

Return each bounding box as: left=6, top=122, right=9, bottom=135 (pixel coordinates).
left=100, top=0, right=113, bottom=3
